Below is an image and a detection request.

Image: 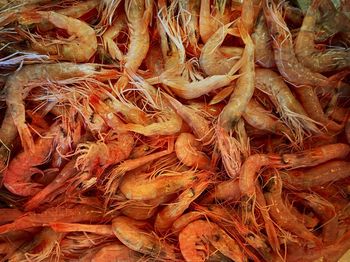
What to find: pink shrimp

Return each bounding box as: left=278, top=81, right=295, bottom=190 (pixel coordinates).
left=2, top=123, right=61, bottom=196
left=112, top=216, right=179, bottom=260
left=264, top=174, right=321, bottom=245
left=175, top=133, right=211, bottom=170
left=263, top=0, right=339, bottom=89
left=155, top=179, right=209, bottom=234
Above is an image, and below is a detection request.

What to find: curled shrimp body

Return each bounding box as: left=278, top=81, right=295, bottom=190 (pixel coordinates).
left=119, top=170, right=205, bottom=201
left=252, top=12, right=275, bottom=68
left=155, top=179, right=209, bottom=234
left=112, top=216, right=179, bottom=260
left=175, top=133, right=211, bottom=170
left=200, top=23, right=242, bottom=76
left=2, top=123, right=60, bottom=196
left=282, top=160, right=350, bottom=189
left=264, top=175, right=321, bottom=245
left=218, top=21, right=255, bottom=131
left=19, top=11, right=97, bottom=62
left=295, top=0, right=350, bottom=73
left=282, top=143, right=350, bottom=169
left=3, top=63, right=109, bottom=152
left=263, top=0, right=337, bottom=89
left=179, top=219, right=245, bottom=262
left=200, top=179, right=241, bottom=204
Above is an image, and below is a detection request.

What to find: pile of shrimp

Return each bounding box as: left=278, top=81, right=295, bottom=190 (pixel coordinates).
left=0, top=0, right=350, bottom=261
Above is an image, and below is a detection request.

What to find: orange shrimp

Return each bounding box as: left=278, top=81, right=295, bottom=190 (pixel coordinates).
left=200, top=22, right=243, bottom=76
left=3, top=63, right=112, bottom=153
left=282, top=160, right=350, bottom=189
left=175, top=133, right=211, bottom=170
left=179, top=219, right=245, bottom=262
left=19, top=11, right=97, bottom=62
left=252, top=11, right=275, bottom=68
left=119, top=170, right=206, bottom=201
left=295, top=192, right=338, bottom=244
left=24, top=159, right=76, bottom=211
left=0, top=209, right=23, bottom=225
left=155, top=179, right=209, bottom=234
left=112, top=216, right=179, bottom=260
left=164, top=94, right=212, bottom=143
left=264, top=174, right=321, bottom=245
left=218, top=20, right=255, bottom=130
left=263, top=0, right=339, bottom=89
left=282, top=143, right=350, bottom=168
left=295, top=0, right=350, bottom=73
left=172, top=211, right=204, bottom=234
left=2, top=123, right=61, bottom=196
left=91, top=243, right=141, bottom=262
left=0, top=205, right=103, bottom=234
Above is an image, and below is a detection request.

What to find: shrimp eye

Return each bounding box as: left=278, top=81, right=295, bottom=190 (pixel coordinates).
left=212, top=234, right=221, bottom=242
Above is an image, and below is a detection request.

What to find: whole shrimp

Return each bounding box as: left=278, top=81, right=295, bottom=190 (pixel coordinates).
left=179, top=219, right=245, bottom=262
left=263, top=0, right=339, bottom=89
left=119, top=170, right=206, bottom=201
left=175, top=133, right=211, bottom=170
left=295, top=0, right=350, bottom=73
left=218, top=20, right=255, bottom=131
left=19, top=11, right=97, bottom=62
left=112, top=216, right=179, bottom=260
left=2, top=123, right=61, bottom=196
left=264, top=174, right=321, bottom=245
left=2, top=63, right=112, bottom=152
left=155, top=179, right=209, bottom=233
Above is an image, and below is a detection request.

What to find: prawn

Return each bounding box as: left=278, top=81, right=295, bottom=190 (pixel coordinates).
left=263, top=0, right=339, bottom=89
left=175, top=133, right=211, bottom=170
left=24, top=159, right=76, bottom=211
left=119, top=170, right=206, bottom=201
left=172, top=211, right=204, bottom=233
left=281, top=143, right=350, bottom=169
left=281, top=160, right=350, bottom=190
left=218, top=20, right=255, bottom=131
left=164, top=93, right=212, bottom=144
left=102, top=14, right=127, bottom=61
left=243, top=99, right=293, bottom=138
left=295, top=192, right=338, bottom=244
left=3, top=62, right=113, bottom=152
left=112, top=216, right=179, bottom=260
left=200, top=22, right=243, bottom=76
left=91, top=243, right=141, bottom=262
left=252, top=11, right=276, bottom=68
left=255, top=68, right=320, bottom=142
left=155, top=179, right=209, bottom=234
left=2, top=123, right=61, bottom=196
left=264, top=174, right=321, bottom=245
left=0, top=205, right=103, bottom=234
left=19, top=11, right=97, bottom=62
left=179, top=219, right=245, bottom=262
left=295, top=0, right=350, bottom=73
